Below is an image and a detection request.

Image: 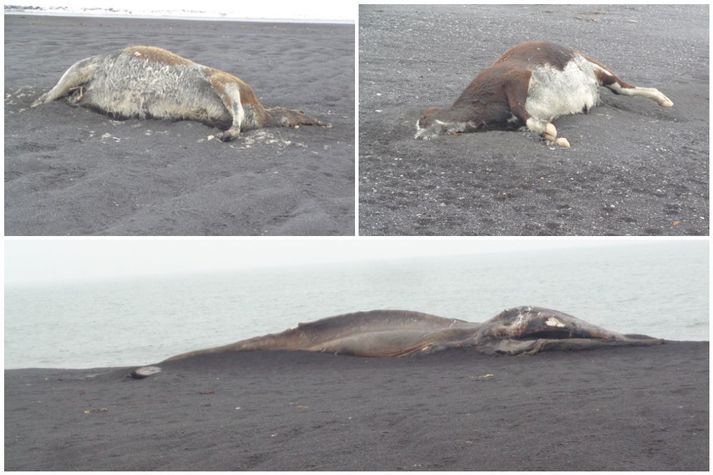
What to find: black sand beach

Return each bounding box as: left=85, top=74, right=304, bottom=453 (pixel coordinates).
left=359, top=4, right=709, bottom=236
left=5, top=15, right=354, bottom=235
left=5, top=341, right=708, bottom=470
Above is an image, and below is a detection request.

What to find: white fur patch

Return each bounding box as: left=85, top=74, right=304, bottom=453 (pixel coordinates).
left=73, top=52, right=232, bottom=125
left=545, top=317, right=566, bottom=328
left=525, top=54, right=599, bottom=121
left=415, top=119, right=467, bottom=140
left=525, top=117, right=546, bottom=134
left=223, top=82, right=244, bottom=129
left=607, top=82, right=673, bottom=107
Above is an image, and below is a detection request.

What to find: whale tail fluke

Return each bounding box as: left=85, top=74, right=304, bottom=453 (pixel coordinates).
left=160, top=333, right=293, bottom=363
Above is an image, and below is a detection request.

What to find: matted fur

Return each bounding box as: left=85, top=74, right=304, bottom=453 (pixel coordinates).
left=32, top=45, right=329, bottom=142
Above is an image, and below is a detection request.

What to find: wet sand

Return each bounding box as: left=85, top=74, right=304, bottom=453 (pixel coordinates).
left=5, top=15, right=354, bottom=235
left=359, top=4, right=709, bottom=236
left=5, top=341, right=708, bottom=470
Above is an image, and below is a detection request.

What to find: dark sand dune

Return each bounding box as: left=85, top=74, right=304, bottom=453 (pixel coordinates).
left=4, top=342, right=708, bottom=470
left=359, top=5, right=709, bottom=236
left=5, top=15, right=354, bottom=236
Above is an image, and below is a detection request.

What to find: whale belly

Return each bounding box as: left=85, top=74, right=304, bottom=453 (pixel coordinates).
left=525, top=54, right=599, bottom=121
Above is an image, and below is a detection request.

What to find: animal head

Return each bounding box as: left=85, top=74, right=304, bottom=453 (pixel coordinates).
left=415, top=107, right=478, bottom=140
left=267, top=107, right=330, bottom=128
left=484, top=306, right=622, bottom=342
left=414, top=106, right=445, bottom=139
left=484, top=307, right=584, bottom=340
left=416, top=106, right=442, bottom=128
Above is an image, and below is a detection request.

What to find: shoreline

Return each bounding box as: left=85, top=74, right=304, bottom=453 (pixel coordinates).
left=4, top=11, right=355, bottom=25
left=5, top=341, right=709, bottom=470
left=5, top=338, right=710, bottom=371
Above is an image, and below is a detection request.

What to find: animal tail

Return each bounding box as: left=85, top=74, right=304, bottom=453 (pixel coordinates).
left=623, top=333, right=665, bottom=344
left=161, top=331, right=300, bottom=362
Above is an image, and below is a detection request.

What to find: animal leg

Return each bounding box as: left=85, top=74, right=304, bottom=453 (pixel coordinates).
left=67, top=86, right=85, bottom=105
left=587, top=56, right=673, bottom=107
left=31, top=56, right=96, bottom=107
left=30, top=57, right=97, bottom=107
left=209, top=81, right=245, bottom=142
left=524, top=118, right=570, bottom=148
left=505, top=76, right=570, bottom=148
left=606, top=83, right=673, bottom=107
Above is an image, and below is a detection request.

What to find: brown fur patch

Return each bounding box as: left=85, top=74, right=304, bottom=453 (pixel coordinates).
left=494, top=41, right=575, bottom=71
left=585, top=54, right=635, bottom=89
left=502, top=68, right=532, bottom=121
left=123, top=46, right=193, bottom=66
left=203, top=67, right=269, bottom=127
left=204, top=68, right=259, bottom=106
left=594, top=68, right=617, bottom=86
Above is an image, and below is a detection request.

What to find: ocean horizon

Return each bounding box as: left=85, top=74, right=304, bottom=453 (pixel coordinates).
left=3, top=4, right=355, bottom=24
left=5, top=242, right=708, bottom=369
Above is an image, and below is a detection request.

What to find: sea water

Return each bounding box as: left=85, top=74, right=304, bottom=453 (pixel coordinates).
left=5, top=242, right=708, bottom=369
left=3, top=2, right=355, bottom=24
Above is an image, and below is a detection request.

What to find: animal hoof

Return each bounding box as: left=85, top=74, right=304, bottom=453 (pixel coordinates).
left=555, top=137, right=570, bottom=148
left=216, top=132, right=236, bottom=142
left=544, top=122, right=557, bottom=139
left=660, top=98, right=673, bottom=107
left=130, top=366, right=161, bottom=379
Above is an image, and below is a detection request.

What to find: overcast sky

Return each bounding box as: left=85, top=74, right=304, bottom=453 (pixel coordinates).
left=7, top=0, right=355, bottom=22
left=4, top=238, right=664, bottom=286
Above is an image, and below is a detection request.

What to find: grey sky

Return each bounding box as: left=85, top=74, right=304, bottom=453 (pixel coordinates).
left=4, top=238, right=685, bottom=286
